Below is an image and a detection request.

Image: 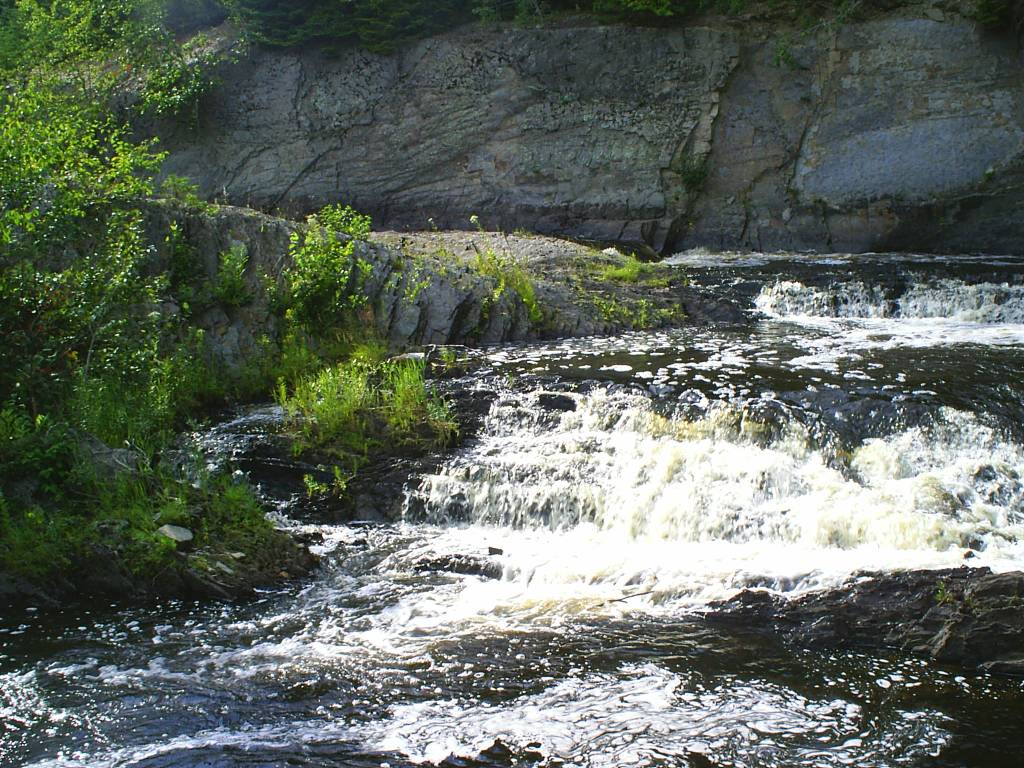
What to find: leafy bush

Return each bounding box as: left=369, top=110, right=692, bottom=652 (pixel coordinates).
left=139, top=32, right=223, bottom=119
left=214, top=242, right=252, bottom=308
left=284, top=204, right=373, bottom=332
left=317, top=203, right=372, bottom=239
left=0, top=87, right=165, bottom=416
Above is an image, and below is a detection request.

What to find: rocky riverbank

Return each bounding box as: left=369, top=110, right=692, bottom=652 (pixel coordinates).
left=707, top=566, right=1024, bottom=675
left=4, top=202, right=731, bottom=610
left=0, top=520, right=317, bottom=609
left=143, top=200, right=743, bottom=369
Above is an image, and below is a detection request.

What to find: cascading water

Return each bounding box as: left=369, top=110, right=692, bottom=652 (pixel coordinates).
left=406, top=391, right=1024, bottom=607
left=755, top=278, right=1024, bottom=323
left=3, top=253, right=1024, bottom=768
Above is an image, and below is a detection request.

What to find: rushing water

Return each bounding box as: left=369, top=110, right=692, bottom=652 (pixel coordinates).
left=4, top=252, right=1024, bottom=767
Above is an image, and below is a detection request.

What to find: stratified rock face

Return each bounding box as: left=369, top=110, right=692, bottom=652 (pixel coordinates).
left=158, top=15, right=1024, bottom=254
left=161, top=25, right=737, bottom=246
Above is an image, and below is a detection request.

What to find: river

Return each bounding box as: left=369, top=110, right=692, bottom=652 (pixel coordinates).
left=3, top=252, right=1024, bottom=767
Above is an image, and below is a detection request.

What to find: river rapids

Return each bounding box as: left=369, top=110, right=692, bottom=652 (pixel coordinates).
left=3, top=252, right=1024, bottom=767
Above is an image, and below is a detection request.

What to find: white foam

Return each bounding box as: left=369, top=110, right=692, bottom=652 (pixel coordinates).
left=361, top=662, right=951, bottom=768
left=757, top=279, right=1024, bottom=324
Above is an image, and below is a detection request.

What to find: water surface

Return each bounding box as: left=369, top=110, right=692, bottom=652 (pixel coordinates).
left=4, top=251, right=1024, bottom=767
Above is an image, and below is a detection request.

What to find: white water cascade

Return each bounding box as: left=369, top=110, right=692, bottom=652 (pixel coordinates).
left=756, top=278, right=1024, bottom=323
left=406, top=388, right=1024, bottom=610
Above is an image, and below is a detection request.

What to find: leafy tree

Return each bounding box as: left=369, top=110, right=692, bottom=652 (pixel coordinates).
left=0, top=86, right=165, bottom=417
left=224, top=0, right=359, bottom=47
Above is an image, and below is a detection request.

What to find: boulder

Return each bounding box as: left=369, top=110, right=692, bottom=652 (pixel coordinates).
left=707, top=567, right=1024, bottom=675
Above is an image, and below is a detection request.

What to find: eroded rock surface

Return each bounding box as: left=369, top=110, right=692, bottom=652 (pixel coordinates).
left=708, top=567, right=1024, bottom=675
left=155, top=10, right=1024, bottom=254
left=144, top=202, right=731, bottom=367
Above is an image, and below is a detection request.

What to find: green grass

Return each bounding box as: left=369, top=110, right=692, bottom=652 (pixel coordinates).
left=592, top=295, right=685, bottom=329
left=593, top=254, right=671, bottom=287
left=0, top=429, right=274, bottom=585
left=279, top=354, right=457, bottom=486
left=472, top=247, right=543, bottom=325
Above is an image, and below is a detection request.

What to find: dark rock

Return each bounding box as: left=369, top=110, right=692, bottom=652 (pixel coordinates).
left=0, top=573, right=61, bottom=610
left=413, top=554, right=504, bottom=580
left=292, top=530, right=325, bottom=547
left=76, top=543, right=140, bottom=600
left=142, top=204, right=721, bottom=376
left=537, top=393, right=577, bottom=412
left=79, top=432, right=141, bottom=479
left=706, top=567, right=1024, bottom=675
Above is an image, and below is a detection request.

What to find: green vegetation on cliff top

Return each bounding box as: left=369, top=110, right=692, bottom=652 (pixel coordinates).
left=224, top=0, right=1018, bottom=53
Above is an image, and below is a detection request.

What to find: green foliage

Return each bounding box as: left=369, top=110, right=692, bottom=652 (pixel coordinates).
left=0, top=0, right=233, bottom=119
left=220, top=0, right=923, bottom=58
left=593, top=0, right=679, bottom=16
left=594, top=254, right=669, bottom=286
left=0, top=7, right=389, bottom=599
left=283, top=204, right=374, bottom=332
left=139, top=32, right=223, bottom=120
left=317, top=202, right=372, bottom=239
left=223, top=0, right=356, bottom=48
left=677, top=154, right=709, bottom=193
left=0, top=87, right=166, bottom=417
left=159, top=174, right=216, bottom=213
left=227, top=0, right=468, bottom=52
left=282, top=356, right=457, bottom=472
left=773, top=33, right=796, bottom=68
left=0, top=88, right=162, bottom=258
left=592, top=294, right=683, bottom=328
left=355, top=0, right=467, bottom=52
left=214, top=242, right=252, bottom=308
left=472, top=247, right=543, bottom=325
left=972, top=0, right=1012, bottom=27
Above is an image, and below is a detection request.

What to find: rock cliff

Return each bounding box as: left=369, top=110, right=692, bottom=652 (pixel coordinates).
left=156, top=7, right=1024, bottom=254
left=143, top=202, right=727, bottom=366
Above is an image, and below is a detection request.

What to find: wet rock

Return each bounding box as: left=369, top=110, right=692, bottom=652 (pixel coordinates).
left=707, top=567, right=1024, bottom=675
left=537, top=393, right=577, bottom=412
left=292, top=530, right=325, bottom=547
left=413, top=554, right=504, bottom=580
left=437, top=738, right=546, bottom=767
left=76, top=543, right=141, bottom=600
left=79, top=432, right=141, bottom=479
left=0, top=573, right=61, bottom=610
left=178, top=531, right=319, bottom=601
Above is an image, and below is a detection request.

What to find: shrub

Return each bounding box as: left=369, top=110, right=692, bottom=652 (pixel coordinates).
left=284, top=205, right=374, bottom=332
left=139, top=32, right=224, bottom=120
left=472, top=247, right=543, bottom=325
left=214, top=242, right=252, bottom=309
